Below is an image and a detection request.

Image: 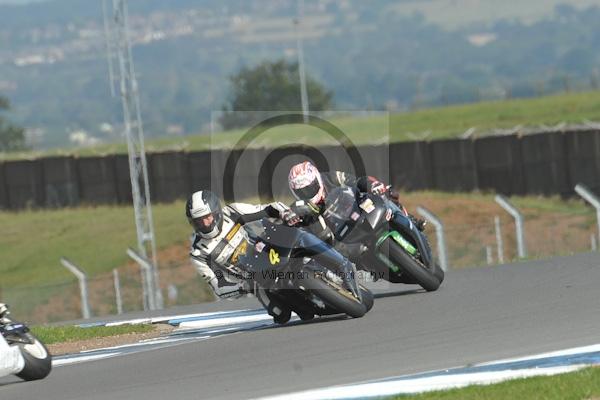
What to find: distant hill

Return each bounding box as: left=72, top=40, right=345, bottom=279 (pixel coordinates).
left=1, top=0, right=600, bottom=149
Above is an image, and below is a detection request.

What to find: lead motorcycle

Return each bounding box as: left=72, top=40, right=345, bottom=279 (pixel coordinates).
left=228, top=218, right=373, bottom=324
left=322, top=187, right=444, bottom=291
left=0, top=305, right=52, bottom=381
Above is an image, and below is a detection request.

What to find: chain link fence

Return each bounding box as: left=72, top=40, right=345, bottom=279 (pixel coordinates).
left=1, top=209, right=597, bottom=324
left=426, top=211, right=597, bottom=269
left=0, top=261, right=213, bottom=324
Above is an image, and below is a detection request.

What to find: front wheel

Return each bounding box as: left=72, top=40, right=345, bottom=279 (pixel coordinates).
left=15, top=333, right=52, bottom=381
left=360, top=285, right=374, bottom=312
left=303, top=272, right=368, bottom=318
left=433, top=262, right=445, bottom=284
left=382, top=238, right=441, bottom=292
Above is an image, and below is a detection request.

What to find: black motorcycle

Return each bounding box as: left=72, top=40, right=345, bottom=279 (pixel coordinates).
left=322, top=187, right=444, bottom=292
left=233, top=218, right=374, bottom=324
left=0, top=306, right=52, bottom=381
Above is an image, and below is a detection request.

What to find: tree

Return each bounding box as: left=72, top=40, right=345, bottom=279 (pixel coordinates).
left=220, top=59, right=334, bottom=130
left=0, top=96, right=26, bottom=152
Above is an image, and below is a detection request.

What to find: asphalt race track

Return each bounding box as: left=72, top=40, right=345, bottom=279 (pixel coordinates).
left=2, top=252, right=600, bottom=400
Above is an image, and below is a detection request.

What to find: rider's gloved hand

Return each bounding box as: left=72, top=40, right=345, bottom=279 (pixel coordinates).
left=370, top=180, right=390, bottom=196
left=282, top=209, right=301, bottom=226
left=388, top=189, right=400, bottom=203
left=0, top=303, right=8, bottom=318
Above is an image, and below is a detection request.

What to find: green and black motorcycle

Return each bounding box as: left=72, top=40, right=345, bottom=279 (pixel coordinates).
left=322, top=186, right=444, bottom=291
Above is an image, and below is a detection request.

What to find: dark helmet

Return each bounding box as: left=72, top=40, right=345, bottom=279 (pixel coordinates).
left=186, top=190, right=223, bottom=239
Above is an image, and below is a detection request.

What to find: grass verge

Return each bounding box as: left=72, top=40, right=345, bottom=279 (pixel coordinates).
left=3, top=91, right=600, bottom=160
left=30, top=324, right=154, bottom=345
left=392, top=366, right=600, bottom=399
left=1, top=191, right=596, bottom=323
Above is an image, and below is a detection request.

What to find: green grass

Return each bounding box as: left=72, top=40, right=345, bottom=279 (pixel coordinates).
left=3, top=91, right=600, bottom=160
left=0, top=200, right=189, bottom=287
left=0, top=190, right=595, bottom=322
left=30, top=324, right=154, bottom=345
left=393, top=366, right=600, bottom=399
left=0, top=191, right=592, bottom=289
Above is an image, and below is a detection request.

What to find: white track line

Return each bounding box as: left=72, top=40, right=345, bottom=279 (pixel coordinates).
left=256, top=366, right=583, bottom=400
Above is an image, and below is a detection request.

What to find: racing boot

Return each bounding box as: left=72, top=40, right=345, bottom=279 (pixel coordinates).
left=256, top=287, right=292, bottom=324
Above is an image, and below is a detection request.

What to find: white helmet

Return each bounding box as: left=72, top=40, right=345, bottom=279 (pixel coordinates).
left=186, top=190, right=223, bottom=239
left=288, top=161, right=325, bottom=204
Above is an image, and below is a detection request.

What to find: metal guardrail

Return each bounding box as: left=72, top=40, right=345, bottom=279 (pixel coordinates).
left=60, top=257, right=91, bottom=319
left=126, top=248, right=164, bottom=311
left=574, top=183, right=600, bottom=246
left=417, top=206, right=448, bottom=271
left=495, top=195, right=527, bottom=259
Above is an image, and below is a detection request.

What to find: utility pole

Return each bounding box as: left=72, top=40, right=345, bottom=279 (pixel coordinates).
left=294, top=0, right=309, bottom=123
left=104, top=0, right=162, bottom=308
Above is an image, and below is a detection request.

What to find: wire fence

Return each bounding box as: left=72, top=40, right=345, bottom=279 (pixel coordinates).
left=1, top=210, right=597, bottom=324
left=426, top=211, right=597, bottom=269
left=0, top=261, right=214, bottom=324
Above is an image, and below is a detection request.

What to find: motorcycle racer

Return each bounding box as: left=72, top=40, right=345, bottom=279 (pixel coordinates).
left=0, top=304, right=25, bottom=378
left=287, top=161, right=426, bottom=240
left=186, top=190, right=300, bottom=299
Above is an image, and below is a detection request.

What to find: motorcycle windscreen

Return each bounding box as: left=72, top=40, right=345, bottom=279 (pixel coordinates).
left=323, top=187, right=360, bottom=240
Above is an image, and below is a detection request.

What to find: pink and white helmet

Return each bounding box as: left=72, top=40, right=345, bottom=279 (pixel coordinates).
left=288, top=161, right=325, bottom=204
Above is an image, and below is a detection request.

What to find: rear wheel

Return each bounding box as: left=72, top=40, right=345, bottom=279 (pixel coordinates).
left=303, top=271, right=367, bottom=318
left=273, top=309, right=292, bottom=325
left=382, top=238, right=441, bottom=292
left=15, top=333, right=52, bottom=381
left=297, top=312, right=315, bottom=321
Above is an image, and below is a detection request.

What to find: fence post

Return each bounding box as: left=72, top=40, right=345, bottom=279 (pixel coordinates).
left=591, top=234, right=598, bottom=252
left=416, top=206, right=448, bottom=271
left=574, top=183, right=600, bottom=244
left=113, top=269, right=123, bottom=315
left=486, top=246, right=493, bottom=265
left=60, top=257, right=91, bottom=319
left=126, top=248, right=156, bottom=311
left=494, top=216, right=505, bottom=264
left=495, top=195, right=527, bottom=258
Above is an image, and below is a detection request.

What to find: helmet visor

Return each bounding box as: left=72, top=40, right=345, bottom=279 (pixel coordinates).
left=192, top=213, right=217, bottom=234
left=292, top=179, right=321, bottom=202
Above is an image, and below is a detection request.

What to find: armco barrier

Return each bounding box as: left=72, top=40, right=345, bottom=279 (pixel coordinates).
left=389, top=141, right=433, bottom=191
left=42, top=156, right=79, bottom=207
left=564, top=130, right=600, bottom=193
left=114, top=155, right=133, bottom=203
left=2, top=129, right=600, bottom=210
left=77, top=155, right=119, bottom=204
left=188, top=150, right=212, bottom=193
left=0, top=161, right=7, bottom=209
left=521, top=132, right=569, bottom=196
left=4, top=159, right=44, bottom=209
left=149, top=152, right=190, bottom=203
left=431, top=138, right=478, bottom=191
left=474, top=135, right=524, bottom=195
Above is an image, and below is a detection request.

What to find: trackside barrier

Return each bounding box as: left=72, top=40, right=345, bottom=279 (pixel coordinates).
left=113, top=269, right=123, bottom=315
left=126, top=248, right=157, bottom=311
left=60, top=258, right=91, bottom=319
left=574, top=183, right=600, bottom=246
left=494, top=216, right=505, bottom=264
left=416, top=206, right=448, bottom=271
left=495, top=195, right=527, bottom=258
